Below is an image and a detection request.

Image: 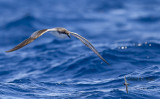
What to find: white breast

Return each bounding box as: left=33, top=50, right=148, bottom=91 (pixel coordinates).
left=50, top=31, right=68, bottom=38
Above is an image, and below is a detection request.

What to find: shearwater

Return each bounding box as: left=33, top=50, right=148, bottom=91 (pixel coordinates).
left=124, top=76, right=129, bottom=93
left=6, top=27, right=109, bottom=64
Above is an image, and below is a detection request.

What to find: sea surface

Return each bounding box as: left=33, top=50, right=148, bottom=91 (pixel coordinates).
left=0, top=0, right=160, bottom=99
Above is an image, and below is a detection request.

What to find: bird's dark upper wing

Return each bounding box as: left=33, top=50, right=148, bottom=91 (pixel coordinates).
left=70, top=32, right=109, bottom=65
left=6, top=29, right=48, bottom=52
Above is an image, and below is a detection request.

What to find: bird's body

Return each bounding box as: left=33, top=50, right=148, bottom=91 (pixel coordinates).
left=50, top=30, right=69, bottom=38
left=6, top=27, right=109, bottom=64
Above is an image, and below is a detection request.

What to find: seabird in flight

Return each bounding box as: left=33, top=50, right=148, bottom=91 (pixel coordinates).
left=6, top=27, right=109, bottom=64
left=124, top=76, right=129, bottom=93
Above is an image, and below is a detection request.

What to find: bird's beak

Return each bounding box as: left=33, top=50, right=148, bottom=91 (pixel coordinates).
left=67, top=34, right=71, bottom=38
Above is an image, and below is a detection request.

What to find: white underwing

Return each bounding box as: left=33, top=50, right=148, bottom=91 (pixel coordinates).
left=50, top=31, right=68, bottom=39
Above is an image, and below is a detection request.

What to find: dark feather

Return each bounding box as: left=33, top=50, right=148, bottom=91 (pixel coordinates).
left=6, top=29, right=48, bottom=52
left=70, top=32, right=109, bottom=65
left=6, top=37, right=35, bottom=52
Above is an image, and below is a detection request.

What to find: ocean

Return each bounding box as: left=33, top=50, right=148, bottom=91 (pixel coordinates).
left=0, top=0, right=160, bottom=98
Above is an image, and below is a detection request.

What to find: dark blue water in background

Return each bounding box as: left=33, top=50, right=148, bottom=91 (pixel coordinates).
left=0, top=0, right=160, bottom=98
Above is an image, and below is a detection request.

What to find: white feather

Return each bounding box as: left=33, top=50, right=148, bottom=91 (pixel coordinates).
left=50, top=31, right=68, bottom=38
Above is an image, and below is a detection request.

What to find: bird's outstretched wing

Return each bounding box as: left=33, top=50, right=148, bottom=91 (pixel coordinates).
left=124, top=76, right=129, bottom=93
left=70, top=32, right=109, bottom=65
left=126, top=85, right=128, bottom=93
left=6, top=29, right=49, bottom=52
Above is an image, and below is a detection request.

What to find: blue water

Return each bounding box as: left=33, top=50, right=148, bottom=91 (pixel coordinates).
left=0, top=0, right=160, bottom=98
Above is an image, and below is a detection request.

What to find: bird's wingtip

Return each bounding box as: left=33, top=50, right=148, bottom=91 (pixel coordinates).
left=104, top=61, right=110, bottom=65
left=5, top=51, right=10, bottom=53
left=5, top=49, right=13, bottom=53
